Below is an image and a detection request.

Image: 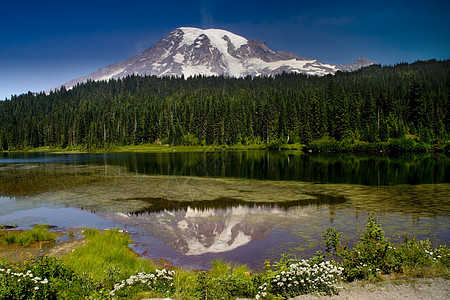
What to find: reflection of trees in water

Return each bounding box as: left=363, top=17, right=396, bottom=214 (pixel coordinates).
left=121, top=152, right=450, bottom=185
left=1, top=157, right=449, bottom=219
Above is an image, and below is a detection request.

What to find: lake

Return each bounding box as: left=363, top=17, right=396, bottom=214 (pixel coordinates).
left=0, top=151, right=449, bottom=270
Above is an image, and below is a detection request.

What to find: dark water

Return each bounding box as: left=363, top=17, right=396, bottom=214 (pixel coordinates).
left=0, top=151, right=449, bottom=270
left=2, top=151, right=449, bottom=185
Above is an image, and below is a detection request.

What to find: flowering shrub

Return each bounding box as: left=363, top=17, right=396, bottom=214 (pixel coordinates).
left=396, top=235, right=450, bottom=277
left=256, top=254, right=343, bottom=299
left=0, top=256, right=108, bottom=300
left=0, top=268, right=52, bottom=300
left=110, top=269, right=175, bottom=297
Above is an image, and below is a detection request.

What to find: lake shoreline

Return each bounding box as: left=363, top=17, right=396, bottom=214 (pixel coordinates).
left=1, top=226, right=449, bottom=300
left=1, top=137, right=449, bottom=154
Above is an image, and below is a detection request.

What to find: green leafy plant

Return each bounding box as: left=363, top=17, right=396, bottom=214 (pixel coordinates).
left=323, top=212, right=401, bottom=281
left=396, top=236, right=450, bottom=278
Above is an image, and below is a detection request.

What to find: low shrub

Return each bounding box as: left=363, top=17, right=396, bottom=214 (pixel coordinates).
left=323, top=212, right=401, bottom=281
left=307, top=137, right=433, bottom=153
left=266, top=140, right=285, bottom=150
left=396, top=236, right=450, bottom=278
left=308, top=136, right=350, bottom=152
left=387, top=137, right=430, bottom=153
left=323, top=212, right=450, bottom=281
left=0, top=256, right=107, bottom=300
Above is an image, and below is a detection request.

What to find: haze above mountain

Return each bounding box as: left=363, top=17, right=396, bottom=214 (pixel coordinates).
left=62, top=27, right=375, bottom=89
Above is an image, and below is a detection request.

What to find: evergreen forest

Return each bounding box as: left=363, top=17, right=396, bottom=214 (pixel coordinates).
left=0, top=59, right=449, bottom=151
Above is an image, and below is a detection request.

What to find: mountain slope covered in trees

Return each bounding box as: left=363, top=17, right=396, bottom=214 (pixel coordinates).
left=0, top=60, right=448, bottom=150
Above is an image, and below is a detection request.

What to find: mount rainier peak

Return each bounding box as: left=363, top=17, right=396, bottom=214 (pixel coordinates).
left=62, top=27, right=375, bottom=89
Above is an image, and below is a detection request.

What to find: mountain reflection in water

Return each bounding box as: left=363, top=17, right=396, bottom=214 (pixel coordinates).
left=99, top=198, right=342, bottom=255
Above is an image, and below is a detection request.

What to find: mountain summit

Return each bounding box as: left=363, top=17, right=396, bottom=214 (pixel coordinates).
left=62, top=27, right=375, bottom=88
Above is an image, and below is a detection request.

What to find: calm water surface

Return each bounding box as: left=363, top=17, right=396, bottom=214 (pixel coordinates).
left=0, top=151, right=449, bottom=270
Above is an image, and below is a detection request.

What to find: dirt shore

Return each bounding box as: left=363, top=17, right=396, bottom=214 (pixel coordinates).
left=142, top=277, right=450, bottom=300
left=0, top=228, right=86, bottom=262
left=292, top=277, right=450, bottom=300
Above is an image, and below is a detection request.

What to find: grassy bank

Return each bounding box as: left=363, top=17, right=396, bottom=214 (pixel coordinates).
left=1, top=142, right=292, bottom=153
left=3, top=137, right=449, bottom=154
left=307, top=137, right=450, bottom=153
left=1, top=213, right=449, bottom=299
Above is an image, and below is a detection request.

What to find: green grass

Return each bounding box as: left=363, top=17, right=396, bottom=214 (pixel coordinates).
left=0, top=257, right=7, bottom=267
left=171, top=268, right=201, bottom=300
left=4, top=137, right=444, bottom=154
left=63, top=229, right=156, bottom=282
left=1, top=225, right=57, bottom=246
left=3, top=142, right=301, bottom=153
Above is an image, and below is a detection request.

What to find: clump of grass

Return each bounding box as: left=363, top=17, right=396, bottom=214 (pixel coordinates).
left=195, top=260, right=254, bottom=299
left=171, top=268, right=200, bottom=300
left=63, top=228, right=156, bottom=282
left=1, top=225, right=57, bottom=246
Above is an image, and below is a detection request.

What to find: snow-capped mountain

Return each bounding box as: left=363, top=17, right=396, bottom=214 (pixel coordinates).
left=337, top=57, right=377, bottom=72
left=62, top=27, right=375, bottom=89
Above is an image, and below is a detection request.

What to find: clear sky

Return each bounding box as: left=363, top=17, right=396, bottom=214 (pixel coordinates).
left=1, top=0, right=449, bottom=100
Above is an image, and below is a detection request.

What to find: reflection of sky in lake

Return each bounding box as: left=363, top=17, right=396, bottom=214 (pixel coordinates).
left=0, top=196, right=118, bottom=230
left=0, top=153, right=107, bottom=164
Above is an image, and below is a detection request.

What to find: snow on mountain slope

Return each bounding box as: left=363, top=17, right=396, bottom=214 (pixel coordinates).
left=61, top=27, right=375, bottom=89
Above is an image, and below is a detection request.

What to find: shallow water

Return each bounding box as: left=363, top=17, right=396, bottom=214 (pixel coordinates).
left=0, top=151, right=449, bottom=270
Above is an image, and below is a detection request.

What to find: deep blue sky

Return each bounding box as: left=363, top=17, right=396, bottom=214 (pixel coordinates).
left=1, top=0, right=449, bottom=100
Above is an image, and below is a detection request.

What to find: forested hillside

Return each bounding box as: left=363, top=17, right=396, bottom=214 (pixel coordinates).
left=0, top=60, right=449, bottom=150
